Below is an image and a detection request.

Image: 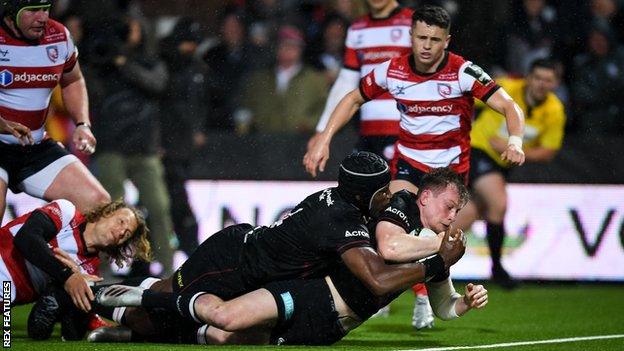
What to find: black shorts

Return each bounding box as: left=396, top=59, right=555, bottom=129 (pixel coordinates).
left=355, top=135, right=397, bottom=162
left=469, top=148, right=509, bottom=187
left=391, top=156, right=468, bottom=186
left=0, top=139, right=73, bottom=194
left=173, top=223, right=254, bottom=300
left=266, top=278, right=345, bottom=346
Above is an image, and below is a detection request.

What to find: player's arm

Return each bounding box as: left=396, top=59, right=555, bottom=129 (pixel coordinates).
left=13, top=209, right=98, bottom=312
left=484, top=88, right=526, bottom=166
left=523, top=147, right=558, bottom=162
left=376, top=221, right=442, bottom=262
left=427, top=277, right=488, bottom=320
left=60, top=62, right=96, bottom=154
left=303, top=88, right=365, bottom=177
left=340, top=228, right=465, bottom=296
left=375, top=191, right=442, bottom=262
left=308, top=68, right=362, bottom=150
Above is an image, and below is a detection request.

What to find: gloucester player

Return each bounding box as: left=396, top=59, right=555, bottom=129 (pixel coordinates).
left=0, top=0, right=110, bottom=222
left=304, top=5, right=525, bottom=328
left=308, top=0, right=413, bottom=161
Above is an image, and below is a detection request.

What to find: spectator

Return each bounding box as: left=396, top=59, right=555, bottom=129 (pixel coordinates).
left=238, top=26, right=327, bottom=134
left=571, top=22, right=624, bottom=135
left=90, top=16, right=175, bottom=277
left=203, top=10, right=255, bottom=131
left=311, top=14, right=349, bottom=85
left=506, top=0, right=559, bottom=76
left=159, top=17, right=207, bottom=256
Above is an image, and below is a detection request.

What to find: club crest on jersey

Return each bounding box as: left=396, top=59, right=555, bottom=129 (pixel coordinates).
left=46, top=45, right=59, bottom=63
left=437, top=83, right=452, bottom=97
left=390, top=28, right=403, bottom=42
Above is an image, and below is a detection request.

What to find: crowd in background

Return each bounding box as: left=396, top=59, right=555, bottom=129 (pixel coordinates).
left=45, top=0, right=624, bottom=147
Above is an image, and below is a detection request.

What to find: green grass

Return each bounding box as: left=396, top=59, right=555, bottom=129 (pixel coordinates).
left=8, top=283, right=624, bottom=351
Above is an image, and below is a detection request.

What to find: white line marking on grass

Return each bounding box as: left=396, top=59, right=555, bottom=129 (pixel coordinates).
left=399, top=334, right=624, bottom=351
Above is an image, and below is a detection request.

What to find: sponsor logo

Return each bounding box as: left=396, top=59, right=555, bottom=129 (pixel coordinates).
left=390, top=28, right=403, bottom=42
left=398, top=102, right=453, bottom=114
left=319, top=189, right=334, bottom=206
left=345, top=229, right=369, bottom=238
left=437, top=83, right=452, bottom=97
left=0, top=71, right=60, bottom=86
left=176, top=270, right=184, bottom=288
left=0, top=69, right=13, bottom=86
left=385, top=206, right=410, bottom=227
left=361, top=50, right=402, bottom=62
left=46, top=45, right=59, bottom=62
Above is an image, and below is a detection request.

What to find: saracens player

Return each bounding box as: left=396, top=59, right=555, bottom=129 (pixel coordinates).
left=308, top=0, right=413, bottom=161
left=0, top=0, right=110, bottom=221
left=87, top=168, right=478, bottom=345
left=304, top=4, right=526, bottom=328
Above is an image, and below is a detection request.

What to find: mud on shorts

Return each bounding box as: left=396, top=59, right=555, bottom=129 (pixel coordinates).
left=0, top=139, right=77, bottom=197
left=265, top=278, right=346, bottom=346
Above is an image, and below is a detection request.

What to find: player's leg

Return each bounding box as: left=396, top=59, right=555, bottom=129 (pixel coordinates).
left=41, top=160, right=111, bottom=210
left=0, top=177, right=7, bottom=222
left=128, top=155, right=175, bottom=276
left=201, top=326, right=270, bottom=345
left=472, top=171, right=516, bottom=288
left=162, top=157, right=198, bottom=256
left=192, top=288, right=278, bottom=331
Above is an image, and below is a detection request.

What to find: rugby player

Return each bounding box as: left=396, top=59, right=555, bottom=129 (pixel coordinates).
left=0, top=0, right=110, bottom=222
left=304, top=4, right=526, bottom=327
left=87, top=168, right=481, bottom=345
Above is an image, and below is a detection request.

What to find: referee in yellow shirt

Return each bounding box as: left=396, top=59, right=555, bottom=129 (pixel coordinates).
left=456, top=59, right=566, bottom=288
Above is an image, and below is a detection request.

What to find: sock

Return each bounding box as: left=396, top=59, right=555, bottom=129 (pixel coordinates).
left=486, top=221, right=505, bottom=269
left=142, top=290, right=178, bottom=312
left=411, top=283, right=428, bottom=296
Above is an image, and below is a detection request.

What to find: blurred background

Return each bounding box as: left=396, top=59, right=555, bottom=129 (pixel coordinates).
left=3, top=0, right=624, bottom=281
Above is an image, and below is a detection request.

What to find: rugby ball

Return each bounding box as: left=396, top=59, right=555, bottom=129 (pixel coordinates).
left=419, top=227, right=437, bottom=238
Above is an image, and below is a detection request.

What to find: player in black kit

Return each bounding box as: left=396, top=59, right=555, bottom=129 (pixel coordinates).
left=84, top=167, right=474, bottom=345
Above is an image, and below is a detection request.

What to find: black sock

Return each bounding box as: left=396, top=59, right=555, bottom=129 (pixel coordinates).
left=486, top=221, right=505, bottom=269
left=142, top=290, right=178, bottom=312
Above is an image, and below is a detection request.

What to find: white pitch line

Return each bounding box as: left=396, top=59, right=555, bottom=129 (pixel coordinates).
left=399, top=334, right=624, bottom=351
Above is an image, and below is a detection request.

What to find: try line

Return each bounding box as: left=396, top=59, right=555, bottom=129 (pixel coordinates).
left=399, top=334, right=624, bottom=351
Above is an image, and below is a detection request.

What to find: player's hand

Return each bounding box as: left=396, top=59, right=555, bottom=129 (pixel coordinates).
left=501, top=143, right=525, bottom=166
left=0, top=117, right=33, bottom=146
left=53, top=247, right=81, bottom=274
left=306, top=132, right=322, bottom=153
left=437, top=224, right=466, bottom=270
left=463, top=283, right=488, bottom=310
left=64, top=272, right=102, bottom=312
left=73, top=124, right=96, bottom=155
left=303, top=134, right=330, bottom=178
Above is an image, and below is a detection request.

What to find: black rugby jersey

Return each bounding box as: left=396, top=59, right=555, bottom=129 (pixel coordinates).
left=240, top=187, right=372, bottom=286
left=330, top=190, right=424, bottom=319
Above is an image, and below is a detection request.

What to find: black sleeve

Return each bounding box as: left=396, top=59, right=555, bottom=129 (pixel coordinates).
left=377, top=190, right=422, bottom=233
left=13, top=210, right=74, bottom=284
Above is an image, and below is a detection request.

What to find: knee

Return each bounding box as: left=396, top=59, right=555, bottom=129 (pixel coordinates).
left=485, top=197, right=507, bottom=223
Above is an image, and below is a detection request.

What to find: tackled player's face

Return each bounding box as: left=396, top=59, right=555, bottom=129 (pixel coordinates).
left=410, top=21, right=449, bottom=70
left=526, top=67, right=558, bottom=103
left=16, top=7, right=50, bottom=40
left=419, top=184, right=461, bottom=233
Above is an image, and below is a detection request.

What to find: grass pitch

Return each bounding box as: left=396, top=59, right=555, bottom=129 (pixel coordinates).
left=7, top=283, right=624, bottom=351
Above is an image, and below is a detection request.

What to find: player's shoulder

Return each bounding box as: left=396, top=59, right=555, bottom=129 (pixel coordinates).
left=41, top=19, right=70, bottom=44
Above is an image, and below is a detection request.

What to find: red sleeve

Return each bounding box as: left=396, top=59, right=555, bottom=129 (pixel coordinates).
left=63, top=52, right=78, bottom=73
left=359, top=69, right=387, bottom=102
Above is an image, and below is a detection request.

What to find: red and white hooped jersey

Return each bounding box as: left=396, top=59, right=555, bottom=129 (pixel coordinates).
left=360, top=52, right=499, bottom=173
left=0, top=19, right=78, bottom=144
left=343, top=7, right=413, bottom=136
left=0, top=199, right=99, bottom=304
